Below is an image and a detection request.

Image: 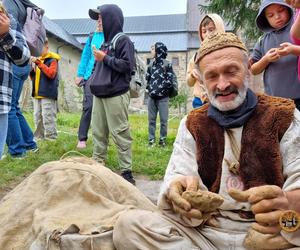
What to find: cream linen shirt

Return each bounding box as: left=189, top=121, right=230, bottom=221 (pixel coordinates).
left=158, top=109, right=300, bottom=246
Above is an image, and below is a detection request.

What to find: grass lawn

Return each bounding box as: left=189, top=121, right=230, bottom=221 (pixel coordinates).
left=0, top=112, right=182, bottom=189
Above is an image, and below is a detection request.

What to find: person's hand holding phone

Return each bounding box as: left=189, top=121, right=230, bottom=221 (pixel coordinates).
left=92, top=45, right=106, bottom=61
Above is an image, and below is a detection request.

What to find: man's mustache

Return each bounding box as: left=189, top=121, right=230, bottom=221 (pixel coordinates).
left=215, top=85, right=239, bottom=97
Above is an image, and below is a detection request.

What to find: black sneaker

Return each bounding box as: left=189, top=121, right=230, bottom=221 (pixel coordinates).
left=159, top=139, right=166, bottom=147
left=11, top=153, right=27, bottom=159
left=148, top=139, right=155, bottom=147
left=27, top=147, right=39, bottom=153
left=121, top=170, right=136, bottom=185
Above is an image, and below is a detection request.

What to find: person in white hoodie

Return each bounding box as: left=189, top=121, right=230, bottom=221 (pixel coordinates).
left=186, top=14, right=225, bottom=108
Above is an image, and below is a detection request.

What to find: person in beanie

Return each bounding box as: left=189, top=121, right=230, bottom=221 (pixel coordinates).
left=113, top=33, right=300, bottom=249
left=146, top=42, right=176, bottom=147
left=88, top=4, right=136, bottom=185
left=186, top=13, right=225, bottom=109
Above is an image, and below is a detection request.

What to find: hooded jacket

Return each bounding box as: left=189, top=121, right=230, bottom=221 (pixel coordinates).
left=251, top=0, right=300, bottom=99
left=146, top=42, right=175, bottom=99
left=77, top=31, right=104, bottom=80
left=91, top=4, right=135, bottom=98
left=186, top=14, right=225, bottom=101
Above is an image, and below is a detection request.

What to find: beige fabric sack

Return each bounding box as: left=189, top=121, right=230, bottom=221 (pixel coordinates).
left=0, top=157, right=157, bottom=250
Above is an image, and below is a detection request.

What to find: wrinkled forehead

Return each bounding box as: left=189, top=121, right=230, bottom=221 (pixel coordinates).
left=199, top=47, right=245, bottom=71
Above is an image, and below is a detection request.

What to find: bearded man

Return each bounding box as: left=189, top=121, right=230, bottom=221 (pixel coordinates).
left=113, top=33, right=300, bottom=249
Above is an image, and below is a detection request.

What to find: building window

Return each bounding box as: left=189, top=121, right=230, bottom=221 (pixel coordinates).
left=172, top=57, right=179, bottom=66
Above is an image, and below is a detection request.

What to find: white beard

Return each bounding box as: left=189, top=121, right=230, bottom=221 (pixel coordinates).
left=208, top=77, right=249, bottom=112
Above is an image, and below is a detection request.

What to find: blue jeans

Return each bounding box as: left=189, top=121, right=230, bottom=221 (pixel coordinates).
left=0, top=113, right=8, bottom=158
left=6, top=64, right=37, bottom=156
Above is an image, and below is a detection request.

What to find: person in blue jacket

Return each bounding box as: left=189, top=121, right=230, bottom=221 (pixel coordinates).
left=75, top=18, right=104, bottom=149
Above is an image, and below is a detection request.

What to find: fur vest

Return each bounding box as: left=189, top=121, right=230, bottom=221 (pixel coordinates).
left=186, top=94, right=295, bottom=192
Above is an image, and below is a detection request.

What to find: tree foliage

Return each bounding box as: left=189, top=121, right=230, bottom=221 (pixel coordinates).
left=169, top=90, right=188, bottom=114
left=198, top=0, right=263, bottom=40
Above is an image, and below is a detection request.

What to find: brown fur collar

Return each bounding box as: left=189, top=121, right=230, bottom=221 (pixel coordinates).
left=186, top=94, right=295, bottom=192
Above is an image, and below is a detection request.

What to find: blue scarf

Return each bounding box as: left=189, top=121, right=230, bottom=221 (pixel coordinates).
left=208, top=89, right=258, bottom=128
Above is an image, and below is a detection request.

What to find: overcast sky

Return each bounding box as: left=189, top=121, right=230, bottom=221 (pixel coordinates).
left=31, top=0, right=187, bottom=19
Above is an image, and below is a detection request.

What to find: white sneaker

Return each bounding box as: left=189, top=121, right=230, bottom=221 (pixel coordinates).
left=77, top=141, right=87, bottom=149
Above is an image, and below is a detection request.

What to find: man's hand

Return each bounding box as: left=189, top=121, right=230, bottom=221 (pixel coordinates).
left=167, top=176, right=202, bottom=219
left=75, top=76, right=83, bottom=86
left=92, top=45, right=106, bottom=61
left=0, top=12, right=9, bottom=37
left=229, top=185, right=290, bottom=234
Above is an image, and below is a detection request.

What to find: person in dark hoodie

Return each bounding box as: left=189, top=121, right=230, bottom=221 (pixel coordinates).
left=88, top=4, right=136, bottom=185
left=146, top=42, right=176, bottom=147
left=250, top=0, right=300, bottom=110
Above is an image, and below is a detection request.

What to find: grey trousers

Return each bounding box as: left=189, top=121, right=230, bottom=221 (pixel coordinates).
left=113, top=209, right=251, bottom=250
left=147, top=96, right=169, bottom=141
left=91, top=91, right=132, bottom=171
left=33, top=98, right=57, bottom=140
left=78, top=81, right=93, bottom=141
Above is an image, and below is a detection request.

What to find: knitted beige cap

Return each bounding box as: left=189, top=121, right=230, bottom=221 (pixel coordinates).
left=195, top=32, right=248, bottom=63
